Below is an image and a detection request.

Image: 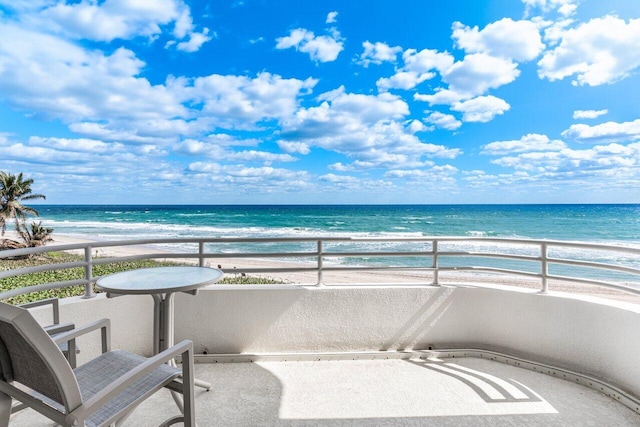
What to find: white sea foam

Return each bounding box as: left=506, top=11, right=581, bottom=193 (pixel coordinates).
left=39, top=214, right=640, bottom=271
left=41, top=218, right=431, bottom=243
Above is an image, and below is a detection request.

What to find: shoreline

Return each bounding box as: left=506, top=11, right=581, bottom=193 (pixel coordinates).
left=40, top=233, right=639, bottom=305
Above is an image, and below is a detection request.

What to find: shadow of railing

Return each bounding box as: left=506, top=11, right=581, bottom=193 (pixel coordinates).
left=408, top=359, right=541, bottom=403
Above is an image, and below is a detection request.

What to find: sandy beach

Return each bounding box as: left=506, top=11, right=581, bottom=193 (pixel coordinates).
left=11, top=232, right=632, bottom=306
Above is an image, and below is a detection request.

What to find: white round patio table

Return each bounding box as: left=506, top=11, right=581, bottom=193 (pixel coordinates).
left=96, top=266, right=224, bottom=392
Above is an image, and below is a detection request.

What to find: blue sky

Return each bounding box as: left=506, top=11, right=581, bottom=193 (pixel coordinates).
left=1, top=0, right=639, bottom=204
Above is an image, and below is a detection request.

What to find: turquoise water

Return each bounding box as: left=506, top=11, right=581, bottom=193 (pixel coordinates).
left=28, top=204, right=640, bottom=281
left=35, top=204, right=640, bottom=243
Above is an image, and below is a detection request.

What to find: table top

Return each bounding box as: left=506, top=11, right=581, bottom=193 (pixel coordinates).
left=96, top=266, right=224, bottom=295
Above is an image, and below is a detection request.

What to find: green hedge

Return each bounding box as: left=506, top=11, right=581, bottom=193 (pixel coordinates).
left=1, top=252, right=283, bottom=305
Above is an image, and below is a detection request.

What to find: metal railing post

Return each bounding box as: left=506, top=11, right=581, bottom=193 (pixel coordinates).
left=198, top=241, right=205, bottom=267
left=317, top=240, right=323, bottom=286
left=433, top=240, right=439, bottom=286
left=540, top=242, right=549, bottom=294
left=83, top=246, right=95, bottom=298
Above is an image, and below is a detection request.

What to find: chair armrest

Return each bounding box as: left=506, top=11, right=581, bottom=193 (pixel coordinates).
left=44, top=322, right=75, bottom=335
left=53, top=318, right=111, bottom=354
left=20, top=298, right=60, bottom=325
left=69, top=340, right=194, bottom=422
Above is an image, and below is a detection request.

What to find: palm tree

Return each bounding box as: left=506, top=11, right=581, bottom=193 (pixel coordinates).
left=0, top=171, right=46, bottom=236
left=18, top=221, right=53, bottom=247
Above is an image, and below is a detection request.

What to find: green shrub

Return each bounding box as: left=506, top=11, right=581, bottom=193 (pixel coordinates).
left=1, top=252, right=284, bottom=304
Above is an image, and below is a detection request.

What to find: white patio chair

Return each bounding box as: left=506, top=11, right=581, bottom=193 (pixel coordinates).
left=19, top=298, right=80, bottom=367
left=0, top=301, right=195, bottom=426
left=10, top=298, right=81, bottom=416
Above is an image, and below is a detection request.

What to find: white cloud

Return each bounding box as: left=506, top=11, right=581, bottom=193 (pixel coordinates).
left=359, top=41, right=402, bottom=67
left=402, top=48, right=455, bottom=74
left=407, top=119, right=428, bottom=134
left=377, top=71, right=434, bottom=91
left=482, top=133, right=566, bottom=155
left=481, top=131, right=640, bottom=186
left=414, top=53, right=520, bottom=105
left=69, top=122, right=176, bottom=144
left=318, top=174, right=395, bottom=192
left=522, top=0, right=579, bottom=17
left=191, top=72, right=318, bottom=127
left=175, top=135, right=260, bottom=155
left=377, top=48, right=453, bottom=91
left=33, top=0, right=211, bottom=51
left=0, top=25, right=186, bottom=123
left=319, top=173, right=359, bottom=184
left=328, top=162, right=356, bottom=172
left=276, top=28, right=344, bottom=63
left=424, top=112, right=462, bottom=130
left=0, top=135, right=173, bottom=191
left=174, top=138, right=211, bottom=155
left=38, top=0, right=178, bottom=41
left=562, top=119, right=640, bottom=143
left=381, top=24, right=526, bottom=127
left=326, top=11, right=338, bottom=24
left=452, top=18, right=544, bottom=61
left=280, top=88, right=461, bottom=169
left=175, top=138, right=296, bottom=165
left=277, top=141, right=311, bottom=155
left=538, top=16, right=640, bottom=86
left=206, top=134, right=260, bottom=146
left=451, top=95, right=511, bottom=123
left=406, top=19, right=543, bottom=125
left=573, top=109, right=608, bottom=119
left=301, top=33, right=344, bottom=63
left=385, top=164, right=458, bottom=180
left=414, top=89, right=462, bottom=105
left=315, top=86, right=409, bottom=122
left=227, top=150, right=297, bottom=164
left=71, top=116, right=221, bottom=143
left=443, top=54, right=520, bottom=98
left=176, top=28, right=213, bottom=52
left=275, top=28, right=307, bottom=49
left=173, top=7, right=194, bottom=39
left=0, top=21, right=318, bottom=141
left=491, top=142, right=640, bottom=175
left=188, top=162, right=310, bottom=188
left=28, top=136, right=123, bottom=154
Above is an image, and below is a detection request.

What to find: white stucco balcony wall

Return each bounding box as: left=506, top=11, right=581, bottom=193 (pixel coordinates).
left=36, top=282, right=639, bottom=406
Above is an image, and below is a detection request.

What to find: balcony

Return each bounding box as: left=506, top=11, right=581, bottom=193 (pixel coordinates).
left=2, top=236, right=640, bottom=425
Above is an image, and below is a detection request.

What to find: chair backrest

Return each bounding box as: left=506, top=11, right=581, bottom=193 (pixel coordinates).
left=0, top=302, right=82, bottom=413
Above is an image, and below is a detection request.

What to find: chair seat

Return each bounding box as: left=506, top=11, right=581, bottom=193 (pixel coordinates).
left=31, top=350, right=181, bottom=427
left=77, top=350, right=181, bottom=427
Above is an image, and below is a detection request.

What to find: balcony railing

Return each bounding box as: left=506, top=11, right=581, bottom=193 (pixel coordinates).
left=2, top=236, right=640, bottom=300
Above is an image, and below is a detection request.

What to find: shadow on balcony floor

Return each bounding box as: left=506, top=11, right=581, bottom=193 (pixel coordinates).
left=10, top=357, right=639, bottom=426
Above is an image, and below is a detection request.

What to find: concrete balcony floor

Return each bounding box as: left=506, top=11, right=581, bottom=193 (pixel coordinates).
left=11, top=357, right=640, bottom=426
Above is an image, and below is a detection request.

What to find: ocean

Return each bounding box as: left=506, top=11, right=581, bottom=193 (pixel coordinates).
left=28, top=204, right=640, bottom=282
left=34, top=204, right=640, bottom=244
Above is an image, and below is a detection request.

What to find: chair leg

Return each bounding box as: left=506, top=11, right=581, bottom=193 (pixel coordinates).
left=182, top=350, right=196, bottom=427
left=159, top=415, right=183, bottom=426
left=68, top=339, right=77, bottom=369
left=0, top=392, right=11, bottom=427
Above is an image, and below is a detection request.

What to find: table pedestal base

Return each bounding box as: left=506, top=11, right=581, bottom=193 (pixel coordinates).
left=155, top=294, right=212, bottom=392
